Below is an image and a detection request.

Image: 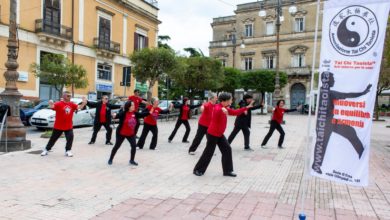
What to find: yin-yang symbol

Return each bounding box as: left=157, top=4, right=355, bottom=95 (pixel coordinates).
left=337, top=15, right=368, bottom=47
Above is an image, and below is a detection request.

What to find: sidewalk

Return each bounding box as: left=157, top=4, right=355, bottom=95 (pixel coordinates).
left=0, top=115, right=389, bottom=220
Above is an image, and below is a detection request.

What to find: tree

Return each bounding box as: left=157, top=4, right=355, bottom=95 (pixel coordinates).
left=183, top=47, right=204, bottom=57
left=130, top=47, right=178, bottom=101
left=218, top=67, right=242, bottom=96
left=31, top=54, right=88, bottom=98
left=375, top=17, right=390, bottom=120
left=158, top=35, right=173, bottom=51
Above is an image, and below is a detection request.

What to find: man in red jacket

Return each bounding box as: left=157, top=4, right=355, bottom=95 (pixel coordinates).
left=188, top=93, right=217, bottom=155
left=193, top=93, right=253, bottom=177
left=41, top=91, right=87, bottom=157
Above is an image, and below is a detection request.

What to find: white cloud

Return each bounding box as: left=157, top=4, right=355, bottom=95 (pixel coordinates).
left=158, top=0, right=252, bottom=56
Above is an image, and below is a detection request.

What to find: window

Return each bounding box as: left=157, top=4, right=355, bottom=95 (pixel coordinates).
left=134, top=33, right=148, bottom=51
left=295, top=18, right=305, bottom=32
left=97, top=63, right=112, bottom=81
left=43, top=0, right=61, bottom=34
left=292, top=54, right=305, bottom=67
left=245, top=24, right=253, bottom=37
left=244, top=57, right=253, bottom=71
left=221, top=59, right=226, bottom=67
left=266, top=22, right=274, bottom=35
left=98, top=17, right=111, bottom=49
left=264, top=55, right=275, bottom=69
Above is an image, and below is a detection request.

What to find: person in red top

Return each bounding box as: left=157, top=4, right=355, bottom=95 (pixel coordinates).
left=108, top=100, right=150, bottom=166
left=168, top=97, right=201, bottom=143
left=137, top=97, right=170, bottom=150
left=193, top=93, right=253, bottom=177
left=188, top=93, right=217, bottom=155
left=260, top=100, right=299, bottom=149
left=128, top=89, right=148, bottom=137
left=41, top=91, right=87, bottom=157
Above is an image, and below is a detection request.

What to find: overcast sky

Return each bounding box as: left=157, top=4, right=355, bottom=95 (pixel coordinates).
left=158, top=0, right=253, bottom=56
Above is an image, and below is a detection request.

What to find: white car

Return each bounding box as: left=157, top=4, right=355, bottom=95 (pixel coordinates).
left=30, top=98, right=96, bottom=130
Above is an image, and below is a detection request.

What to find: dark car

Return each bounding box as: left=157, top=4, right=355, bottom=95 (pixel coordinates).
left=21, top=100, right=49, bottom=125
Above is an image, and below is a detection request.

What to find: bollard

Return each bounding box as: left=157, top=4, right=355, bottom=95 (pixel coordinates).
left=299, top=213, right=306, bottom=220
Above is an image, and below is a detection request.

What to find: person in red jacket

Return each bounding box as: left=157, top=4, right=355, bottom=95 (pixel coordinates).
left=193, top=93, right=253, bottom=177
left=188, top=93, right=217, bottom=155
left=128, top=89, right=148, bottom=136
left=41, top=91, right=87, bottom=157
left=137, top=97, right=170, bottom=150
left=260, top=100, right=299, bottom=149
left=108, top=100, right=150, bottom=166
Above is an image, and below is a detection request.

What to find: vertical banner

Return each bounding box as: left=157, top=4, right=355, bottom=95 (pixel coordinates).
left=310, top=0, right=390, bottom=186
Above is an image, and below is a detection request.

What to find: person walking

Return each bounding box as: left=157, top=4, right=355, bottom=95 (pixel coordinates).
left=128, top=89, right=148, bottom=137
left=228, top=94, right=263, bottom=151
left=137, top=98, right=170, bottom=150
left=87, top=95, right=121, bottom=145
left=193, top=93, right=253, bottom=177
left=41, top=91, right=87, bottom=157
left=108, top=100, right=151, bottom=166
left=260, top=100, right=299, bottom=149
left=188, top=93, right=217, bottom=155
left=168, top=97, right=201, bottom=143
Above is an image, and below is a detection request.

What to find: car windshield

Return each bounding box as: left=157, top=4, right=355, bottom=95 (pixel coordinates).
left=20, top=100, right=34, bottom=108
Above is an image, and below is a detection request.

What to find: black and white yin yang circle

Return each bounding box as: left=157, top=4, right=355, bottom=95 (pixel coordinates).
left=337, top=15, right=368, bottom=47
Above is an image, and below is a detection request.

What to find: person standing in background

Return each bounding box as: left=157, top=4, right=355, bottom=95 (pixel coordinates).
left=128, top=89, right=148, bottom=137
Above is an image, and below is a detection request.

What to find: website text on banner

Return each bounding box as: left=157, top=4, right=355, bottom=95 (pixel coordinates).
left=310, top=0, right=390, bottom=186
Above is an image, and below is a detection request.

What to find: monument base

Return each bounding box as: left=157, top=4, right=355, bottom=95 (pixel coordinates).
left=0, top=140, right=31, bottom=152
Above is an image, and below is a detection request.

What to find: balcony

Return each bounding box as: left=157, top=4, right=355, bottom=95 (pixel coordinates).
left=35, top=19, right=72, bottom=46
left=93, top=38, right=120, bottom=59
left=285, top=66, right=311, bottom=76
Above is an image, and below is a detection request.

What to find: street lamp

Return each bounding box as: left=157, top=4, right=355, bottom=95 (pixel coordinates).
left=222, top=28, right=245, bottom=69
left=0, top=0, right=31, bottom=152
left=259, top=0, right=297, bottom=103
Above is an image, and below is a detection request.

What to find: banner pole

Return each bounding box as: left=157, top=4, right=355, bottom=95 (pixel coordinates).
left=299, top=0, right=321, bottom=219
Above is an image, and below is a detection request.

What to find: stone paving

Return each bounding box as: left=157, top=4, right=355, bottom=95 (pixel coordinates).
left=0, top=115, right=389, bottom=220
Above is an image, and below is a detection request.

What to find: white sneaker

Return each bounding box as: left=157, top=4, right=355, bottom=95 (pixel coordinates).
left=65, top=151, right=73, bottom=157
left=189, top=151, right=195, bottom=155
left=41, top=149, right=48, bottom=156
left=261, top=145, right=268, bottom=149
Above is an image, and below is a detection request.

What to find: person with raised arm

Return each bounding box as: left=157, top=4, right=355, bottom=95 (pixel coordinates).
left=128, top=89, right=148, bottom=137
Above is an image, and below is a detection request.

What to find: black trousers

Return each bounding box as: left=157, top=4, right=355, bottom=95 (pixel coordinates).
left=228, top=125, right=250, bottom=149
left=46, top=129, right=74, bottom=151
left=168, top=119, right=190, bottom=142
left=261, top=120, right=285, bottom=147
left=137, top=124, right=158, bottom=149
left=109, top=133, right=137, bottom=162
left=193, top=134, right=233, bottom=174
left=91, top=122, right=112, bottom=143
left=189, top=124, right=208, bottom=152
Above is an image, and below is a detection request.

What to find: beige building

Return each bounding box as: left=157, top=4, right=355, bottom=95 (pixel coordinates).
left=0, top=0, right=160, bottom=100
left=209, top=0, right=322, bottom=108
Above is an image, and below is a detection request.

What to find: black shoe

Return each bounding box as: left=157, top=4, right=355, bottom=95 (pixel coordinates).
left=129, top=160, right=138, bottom=166
left=136, top=136, right=140, bottom=139
left=244, top=147, right=254, bottom=151
left=182, top=140, right=190, bottom=143
left=168, top=139, right=172, bottom=143
left=150, top=148, right=155, bottom=150
left=106, top=142, right=113, bottom=145
left=193, top=170, right=204, bottom=176
left=137, top=146, right=143, bottom=150
left=108, top=160, right=113, bottom=165
left=223, top=172, right=237, bottom=177
left=278, top=145, right=284, bottom=149
left=88, top=141, right=94, bottom=145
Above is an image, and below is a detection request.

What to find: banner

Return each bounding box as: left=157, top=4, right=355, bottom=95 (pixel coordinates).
left=310, top=0, right=390, bottom=186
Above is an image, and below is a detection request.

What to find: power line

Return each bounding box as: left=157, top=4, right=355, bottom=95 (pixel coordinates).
left=214, top=0, right=235, bottom=7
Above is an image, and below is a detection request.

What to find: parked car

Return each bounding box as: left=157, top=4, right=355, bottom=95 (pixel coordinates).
left=21, top=100, right=49, bottom=125
left=30, top=98, right=95, bottom=130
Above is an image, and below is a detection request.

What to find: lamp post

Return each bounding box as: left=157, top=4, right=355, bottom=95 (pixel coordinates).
left=0, top=0, right=31, bottom=152
left=259, top=0, right=297, bottom=104
left=222, top=28, right=245, bottom=69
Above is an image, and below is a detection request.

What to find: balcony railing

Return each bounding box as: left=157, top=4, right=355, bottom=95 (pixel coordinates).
left=93, top=38, right=120, bottom=54
left=286, top=66, right=311, bottom=75
left=35, top=19, right=72, bottom=41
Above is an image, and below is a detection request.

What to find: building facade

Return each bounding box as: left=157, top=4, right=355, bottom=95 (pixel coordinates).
left=0, top=0, right=160, bottom=100
left=209, top=0, right=322, bottom=108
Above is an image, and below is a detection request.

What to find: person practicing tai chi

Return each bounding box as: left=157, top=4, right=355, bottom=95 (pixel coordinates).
left=188, top=93, right=217, bottom=155
left=108, top=100, right=151, bottom=166
left=312, top=72, right=371, bottom=174
left=87, top=95, right=121, bottom=145
left=261, top=100, right=300, bottom=149
left=228, top=94, right=263, bottom=151
left=41, top=91, right=87, bottom=157
left=137, top=98, right=170, bottom=150
left=193, top=93, right=253, bottom=177
left=128, top=89, right=148, bottom=137
left=168, top=97, right=201, bottom=143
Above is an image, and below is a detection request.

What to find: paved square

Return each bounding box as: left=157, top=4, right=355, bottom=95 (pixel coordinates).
left=0, top=115, right=389, bottom=220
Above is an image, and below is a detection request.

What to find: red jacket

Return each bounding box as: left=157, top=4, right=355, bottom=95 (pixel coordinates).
left=207, top=104, right=247, bottom=137
left=198, top=102, right=214, bottom=127
left=272, top=106, right=296, bottom=124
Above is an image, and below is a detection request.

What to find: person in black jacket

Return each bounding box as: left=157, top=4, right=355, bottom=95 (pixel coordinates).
left=227, top=94, right=263, bottom=151
left=108, top=100, right=150, bottom=166
left=168, top=97, right=201, bottom=143
left=87, top=96, right=121, bottom=145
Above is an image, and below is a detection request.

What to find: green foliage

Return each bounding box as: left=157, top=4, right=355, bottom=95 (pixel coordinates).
left=158, top=35, right=173, bottom=51
left=240, top=70, right=287, bottom=93
left=130, top=47, right=178, bottom=101
left=219, top=67, right=242, bottom=94
left=183, top=47, right=204, bottom=57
